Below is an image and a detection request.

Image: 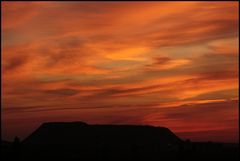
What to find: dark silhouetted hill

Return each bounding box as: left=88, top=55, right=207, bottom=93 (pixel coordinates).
left=23, top=121, right=181, bottom=145
left=1, top=121, right=239, bottom=160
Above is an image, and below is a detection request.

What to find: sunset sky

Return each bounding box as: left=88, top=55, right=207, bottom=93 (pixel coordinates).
left=1, top=1, right=239, bottom=142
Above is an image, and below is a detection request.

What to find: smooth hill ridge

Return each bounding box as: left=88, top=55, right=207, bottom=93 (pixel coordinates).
left=23, top=121, right=181, bottom=145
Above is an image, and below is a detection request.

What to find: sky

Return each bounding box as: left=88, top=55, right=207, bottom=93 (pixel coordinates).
left=1, top=1, right=239, bottom=143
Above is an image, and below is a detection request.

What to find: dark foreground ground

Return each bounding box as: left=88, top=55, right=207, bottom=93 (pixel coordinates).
left=1, top=141, right=239, bottom=160
left=1, top=122, right=239, bottom=160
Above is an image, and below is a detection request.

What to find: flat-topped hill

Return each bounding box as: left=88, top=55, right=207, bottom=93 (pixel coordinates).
left=23, top=121, right=181, bottom=145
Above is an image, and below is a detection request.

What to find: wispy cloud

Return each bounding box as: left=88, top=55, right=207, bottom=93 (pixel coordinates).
left=2, top=1, right=238, bottom=142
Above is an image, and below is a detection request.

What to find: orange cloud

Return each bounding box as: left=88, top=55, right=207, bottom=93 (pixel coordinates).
left=2, top=1, right=238, bottom=142
left=143, top=100, right=239, bottom=142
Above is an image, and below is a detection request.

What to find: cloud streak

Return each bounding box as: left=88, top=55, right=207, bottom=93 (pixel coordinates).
left=2, top=1, right=239, bottom=142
